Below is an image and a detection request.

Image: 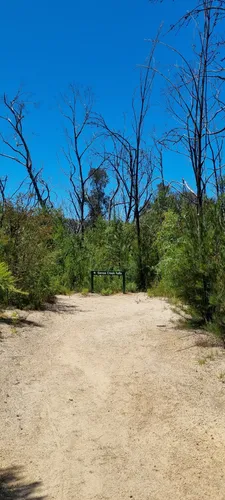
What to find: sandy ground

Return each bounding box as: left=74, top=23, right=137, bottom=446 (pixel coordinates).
left=1, top=293, right=225, bottom=500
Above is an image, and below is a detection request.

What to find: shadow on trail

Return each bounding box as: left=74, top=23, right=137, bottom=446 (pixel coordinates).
left=0, top=317, right=43, bottom=342
left=0, top=318, right=42, bottom=329
left=45, top=301, right=85, bottom=314
left=173, top=317, right=223, bottom=348
left=0, top=467, right=47, bottom=499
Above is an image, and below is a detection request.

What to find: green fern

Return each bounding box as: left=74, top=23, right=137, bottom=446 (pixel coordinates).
left=0, top=261, right=26, bottom=300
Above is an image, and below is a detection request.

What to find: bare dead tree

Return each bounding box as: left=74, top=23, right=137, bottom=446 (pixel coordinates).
left=0, top=176, right=7, bottom=206
left=107, top=175, right=120, bottom=220
left=98, top=135, right=135, bottom=222
left=86, top=147, right=122, bottom=221
left=93, top=30, right=161, bottom=287
left=93, top=113, right=155, bottom=270
left=0, top=92, right=51, bottom=208
left=152, top=138, right=166, bottom=190
left=207, top=135, right=225, bottom=196
left=61, top=85, right=109, bottom=235
left=151, top=2, right=225, bottom=223
left=169, top=0, right=225, bottom=30
left=0, top=175, right=7, bottom=226
left=149, top=0, right=225, bottom=18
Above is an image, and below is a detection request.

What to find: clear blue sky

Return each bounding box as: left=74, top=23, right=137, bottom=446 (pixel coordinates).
left=0, top=0, right=196, bottom=206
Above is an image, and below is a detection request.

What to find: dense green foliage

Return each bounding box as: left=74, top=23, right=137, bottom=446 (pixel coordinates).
left=0, top=203, right=138, bottom=307
left=0, top=178, right=225, bottom=346
left=1, top=188, right=225, bottom=346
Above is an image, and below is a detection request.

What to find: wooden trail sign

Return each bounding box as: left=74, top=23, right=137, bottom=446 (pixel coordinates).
left=90, top=270, right=126, bottom=294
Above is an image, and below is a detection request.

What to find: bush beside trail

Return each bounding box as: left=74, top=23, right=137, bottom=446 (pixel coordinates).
left=1, top=190, right=225, bottom=345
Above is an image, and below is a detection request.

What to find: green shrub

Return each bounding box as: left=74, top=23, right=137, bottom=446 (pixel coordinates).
left=153, top=204, right=225, bottom=346
left=0, top=204, right=63, bottom=308
left=147, top=281, right=168, bottom=298
left=101, top=288, right=113, bottom=296
left=126, top=282, right=137, bottom=293
left=0, top=261, right=25, bottom=304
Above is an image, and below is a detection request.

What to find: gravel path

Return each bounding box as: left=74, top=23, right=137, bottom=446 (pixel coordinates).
left=1, top=293, right=225, bottom=500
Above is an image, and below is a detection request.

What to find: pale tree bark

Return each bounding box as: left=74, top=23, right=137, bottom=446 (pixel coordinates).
left=107, top=175, right=120, bottom=220
left=0, top=175, right=7, bottom=226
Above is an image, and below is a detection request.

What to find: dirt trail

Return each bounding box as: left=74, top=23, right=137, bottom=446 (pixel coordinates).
left=1, top=293, right=225, bottom=500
